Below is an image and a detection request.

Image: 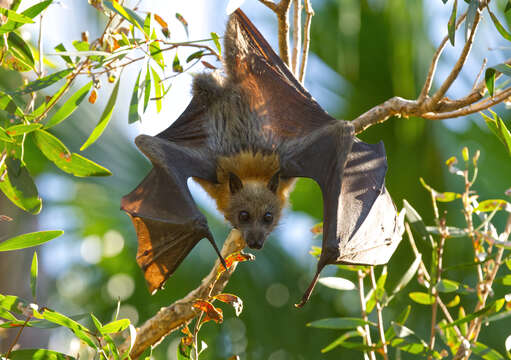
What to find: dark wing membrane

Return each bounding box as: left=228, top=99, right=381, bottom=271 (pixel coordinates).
left=225, top=10, right=334, bottom=140
left=121, top=136, right=219, bottom=293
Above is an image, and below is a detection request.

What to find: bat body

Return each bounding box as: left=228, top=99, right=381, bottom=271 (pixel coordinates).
left=122, top=10, right=403, bottom=305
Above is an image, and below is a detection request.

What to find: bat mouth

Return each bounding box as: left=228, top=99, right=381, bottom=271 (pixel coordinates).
left=244, top=231, right=266, bottom=250
left=247, top=241, right=263, bottom=250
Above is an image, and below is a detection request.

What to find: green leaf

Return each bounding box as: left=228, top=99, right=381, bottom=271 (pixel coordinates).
left=448, top=0, right=457, bottom=46
left=465, top=0, right=479, bottom=41
left=485, top=68, right=496, bottom=97
left=385, top=306, right=411, bottom=341
left=0, top=126, right=14, bottom=142
left=0, top=0, right=52, bottom=35
left=90, top=313, right=103, bottom=333
left=7, top=32, right=35, bottom=71
left=321, top=331, right=363, bottom=353
left=186, top=50, right=204, bottom=63
left=475, top=199, right=510, bottom=212
left=54, top=43, right=74, bottom=66
left=318, top=277, right=356, bottom=291
left=150, top=66, right=162, bottom=113
left=307, top=317, right=374, bottom=330
left=495, top=274, right=511, bottom=286
left=172, top=53, right=183, bottom=73
left=472, top=342, right=506, bottom=359
left=33, top=129, right=111, bottom=176
left=149, top=31, right=164, bottom=70
left=488, top=7, right=511, bottom=41
left=129, top=70, right=141, bottom=124
left=30, top=251, right=38, bottom=299
left=441, top=298, right=506, bottom=329
left=143, top=12, right=151, bottom=35
left=6, top=349, right=76, bottom=360
left=0, top=157, right=42, bottom=214
left=101, top=319, right=130, bottom=334
left=211, top=31, right=221, bottom=55
left=143, top=64, right=151, bottom=112
left=426, top=226, right=467, bottom=238
left=104, top=1, right=147, bottom=38
left=45, top=81, right=92, bottom=128
left=409, top=292, right=435, bottom=305
left=177, top=339, right=192, bottom=360
left=0, top=231, right=63, bottom=252
left=506, top=1, right=511, bottom=12
left=403, top=199, right=428, bottom=241
left=0, top=8, right=35, bottom=24
left=386, top=255, right=421, bottom=304
left=72, top=40, right=89, bottom=52
left=0, top=91, right=25, bottom=117
left=482, top=111, right=511, bottom=156
left=6, top=123, right=42, bottom=136
left=435, top=192, right=461, bottom=202
left=80, top=79, right=120, bottom=150
left=0, top=308, right=17, bottom=321
left=436, top=279, right=459, bottom=293
left=34, top=309, right=97, bottom=349
left=13, top=68, right=73, bottom=95
left=0, top=294, right=28, bottom=315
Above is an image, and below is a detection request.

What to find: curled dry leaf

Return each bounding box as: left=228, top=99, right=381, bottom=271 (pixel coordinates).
left=180, top=325, right=193, bottom=346
left=201, top=60, right=216, bottom=70
left=213, top=293, right=243, bottom=316
left=217, top=251, right=255, bottom=278
left=310, top=222, right=323, bottom=235
left=0, top=215, right=13, bottom=222
left=192, top=300, right=223, bottom=324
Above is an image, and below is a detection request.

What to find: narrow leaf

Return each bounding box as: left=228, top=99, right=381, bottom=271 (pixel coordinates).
left=436, top=279, right=459, bottom=293
left=388, top=254, right=421, bottom=299
left=7, top=349, right=76, bottom=360
left=30, top=251, right=38, bottom=299
left=80, top=79, right=121, bottom=150
left=448, top=0, right=457, bottom=46
left=13, top=68, right=73, bottom=95
left=45, top=81, right=92, bottom=128
left=150, top=67, right=162, bottom=113
left=104, top=1, right=147, bottom=38
left=176, top=13, right=189, bottom=37
left=321, top=331, right=362, bottom=353
left=0, top=126, right=14, bottom=142
left=307, top=317, right=374, bottom=329
left=475, top=199, right=510, bottom=212
left=7, top=32, right=35, bottom=71
left=0, top=0, right=52, bottom=35
left=101, top=319, right=130, bottom=334
left=465, top=0, right=479, bottom=41
left=54, top=43, right=74, bottom=66
left=403, top=200, right=428, bottom=240
left=129, top=70, right=141, bottom=124
left=0, top=91, right=25, bottom=117
left=143, top=64, right=151, bottom=112
left=211, top=32, right=221, bottom=55
left=33, top=129, right=111, bottom=176
left=186, top=50, right=204, bottom=63
left=6, top=123, right=42, bottom=136
left=0, top=230, right=63, bottom=251
left=488, top=7, right=511, bottom=41
left=485, top=68, right=496, bottom=97
left=0, top=8, right=34, bottom=24
left=318, top=277, right=356, bottom=291
left=409, top=292, right=435, bottom=305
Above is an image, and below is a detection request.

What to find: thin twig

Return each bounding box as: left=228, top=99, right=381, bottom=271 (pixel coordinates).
left=291, top=0, right=302, bottom=75
left=369, top=267, right=388, bottom=360
left=358, top=270, right=376, bottom=360
left=258, top=0, right=293, bottom=65
left=38, top=13, right=44, bottom=77
left=472, top=58, right=487, bottom=91
left=298, top=0, right=313, bottom=83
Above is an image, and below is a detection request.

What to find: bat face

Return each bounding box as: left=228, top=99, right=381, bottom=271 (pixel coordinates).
left=226, top=172, right=282, bottom=249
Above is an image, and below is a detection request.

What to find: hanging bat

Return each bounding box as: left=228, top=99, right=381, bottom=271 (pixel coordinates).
left=121, top=9, right=403, bottom=307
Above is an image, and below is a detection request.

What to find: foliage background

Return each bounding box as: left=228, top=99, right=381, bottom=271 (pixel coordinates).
left=1, top=0, right=511, bottom=359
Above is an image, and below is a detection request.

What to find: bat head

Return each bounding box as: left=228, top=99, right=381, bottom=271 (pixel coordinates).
left=226, top=172, right=282, bottom=249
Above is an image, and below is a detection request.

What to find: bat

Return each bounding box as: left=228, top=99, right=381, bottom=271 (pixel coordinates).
left=121, top=9, right=403, bottom=307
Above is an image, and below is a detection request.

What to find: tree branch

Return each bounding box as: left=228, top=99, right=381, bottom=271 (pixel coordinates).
left=298, top=0, right=313, bottom=83
left=120, top=230, right=247, bottom=359
left=291, top=0, right=302, bottom=75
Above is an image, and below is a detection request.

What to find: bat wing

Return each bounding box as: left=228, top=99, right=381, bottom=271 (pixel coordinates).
left=228, top=10, right=402, bottom=306
left=121, top=133, right=223, bottom=294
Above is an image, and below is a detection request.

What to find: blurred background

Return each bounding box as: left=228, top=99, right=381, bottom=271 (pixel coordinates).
left=1, top=0, right=511, bottom=359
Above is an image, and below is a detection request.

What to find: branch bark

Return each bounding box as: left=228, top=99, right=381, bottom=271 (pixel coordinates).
left=120, top=230, right=247, bottom=359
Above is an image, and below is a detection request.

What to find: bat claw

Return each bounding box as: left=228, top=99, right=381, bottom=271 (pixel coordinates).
left=295, top=269, right=321, bottom=308
left=207, top=235, right=227, bottom=270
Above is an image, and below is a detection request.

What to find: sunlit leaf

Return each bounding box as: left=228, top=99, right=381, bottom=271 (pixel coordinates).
left=149, top=30, right=164, bottom=70
left=475, top=199, right=511, bottom=212
left=485, top=68, right=496, bottom=97
left=0, top=127, right=14, bottom=142
left=435, top=192, right=461, bottom=202
left=0, top=0, right=52, bottom=35
left=441, top=298, right=506, bottom=329
left=0, top=230, right=63, bottom=252
left=104, top=0, right=147, bottom=38
left=385, top=306, right=411, bottom=341
left=150, top=67, right=162, bottom=113
left=436, top=279, right=459, bottom=293
left=446, top=295, right=460, bottom=307
left=33, top=129, right=111, bottom=177
left=30, top=251, right=38, bottom=299
left=13, top=68, right=73, bottom=95
left=129, top=70, right=141, bottom=124
left=54, top=43, right=74, bottom=66
left=318, top=277, right=356, bottom=291
left=101, top=319, right=130, bottom=334
left=409, top=292, right=435, bottom=305
left=472, top=342, right=506, bottom=359
left=143, top=64, right=151, bottom=112
left=45, top=81, right=92, bottom=128
left=0, top=91, right=25, bottom=117
left=211, top=32, right=221, bottom=55
left=0, top=157, right=42, bottom=214
left=6, top=123, right=42, bottom=136
left=6, top=32, right=35, bottom=72
left=307, top=317, right=374, bottom=330
left=172, top=53, right=183, bottom=73
left=177, top=337, right=192, bottom=360
left=217, top=251, right=255, bottom=278
left=0, top=294, right=29, bottom=315
left=0, top=8, right=34, bottom=24
left=81, top=78, right=120, bottom=150
left=403, top=200, right=428, bottom=241
left=488, top=7, right=511, bottom=41
left=321, top=330, right=363, bottom=353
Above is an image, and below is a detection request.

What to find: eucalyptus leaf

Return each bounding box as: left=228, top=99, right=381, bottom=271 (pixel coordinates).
left=0, top=230, right=63, bottom=251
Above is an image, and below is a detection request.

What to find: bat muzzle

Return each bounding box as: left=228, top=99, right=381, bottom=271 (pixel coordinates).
left=244, top=231, right=266, bottom=250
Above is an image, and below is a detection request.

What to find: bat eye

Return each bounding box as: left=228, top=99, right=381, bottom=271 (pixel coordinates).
left=263, top=212, right=273, bottom=224
left=239, top=211, right=250, bottom=223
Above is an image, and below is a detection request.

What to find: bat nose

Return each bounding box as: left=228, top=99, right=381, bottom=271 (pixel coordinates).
left=245, top=231, right=266, bottom=249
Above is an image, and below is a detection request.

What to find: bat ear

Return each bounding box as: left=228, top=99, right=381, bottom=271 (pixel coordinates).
left=229, top=172, right=243, bottom=194
left=267, top=171, right=280, bottom=193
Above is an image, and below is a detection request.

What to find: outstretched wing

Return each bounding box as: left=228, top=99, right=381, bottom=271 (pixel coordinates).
left=227, top=9, right=402, bottom=306
left=121, top=134, right=223, bottom=294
